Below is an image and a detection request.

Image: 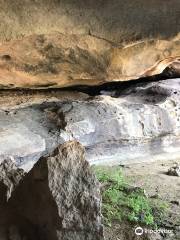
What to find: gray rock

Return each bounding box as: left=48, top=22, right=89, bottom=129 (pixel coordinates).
left=0, top=158, right=25, bottom=202
left=167, top=163, right=180, bottom=177
left=0, top=79, right=180, bottom=168
left=10, top=141, right=104, bottom=240
left=0, top=105, right=63, bottom=171
left=0, top=159, right=31, bottom=240
left=57, top=78, right=180, bottom=165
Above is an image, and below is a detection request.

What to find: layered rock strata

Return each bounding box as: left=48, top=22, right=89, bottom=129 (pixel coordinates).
left=0, top=79, right=180, bottom=168
left=0, top=34, right=179, bottom=88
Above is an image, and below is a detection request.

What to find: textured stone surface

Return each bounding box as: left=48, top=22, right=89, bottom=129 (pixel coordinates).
left=167, top=163, right=180, bottom=177
left=10, top=141, right=103, bottom=240
left=0, top=159, right=35, bottom=240
left=0, top=79, right=180, bottom=167
left=0, top=0, right=179, bottom=43
left=0, top=158, right=25, bottom=202
left=0, top=0, right=179, bottom=88
left=58, top=78, right=180, bottom=164
left=0, top=34, right=179, bottom=88
left=0, top=91, right=88, bottom=171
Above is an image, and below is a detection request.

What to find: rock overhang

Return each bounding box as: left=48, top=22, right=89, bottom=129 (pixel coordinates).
left=0, top=0, right=179, bottom=89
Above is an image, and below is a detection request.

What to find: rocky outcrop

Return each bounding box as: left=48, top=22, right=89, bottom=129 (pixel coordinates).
left=0, top=159, right=32, bottom=240
left=58, top=78, right=180, bottom=164
left=0, top=79, right=180, bottom=167
left=0, top=90, right=88, bottom=171
left=10, top=141, right=103, bottom=240
left=0, top=33, right=179, bottom=88
left=0, top=0, right=179, bottom=88
left=0, top=141, right=103, bottom=240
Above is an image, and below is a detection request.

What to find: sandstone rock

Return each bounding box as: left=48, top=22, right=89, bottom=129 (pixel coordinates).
left=0, top=0, right=179, bottom=43
left=0, top=34, right=179, bottom=88
left=10, top=141, right=104, bottom=240
left=0, top=159, right=31, bottom=240
left=0, top=0, right=179, bottom=88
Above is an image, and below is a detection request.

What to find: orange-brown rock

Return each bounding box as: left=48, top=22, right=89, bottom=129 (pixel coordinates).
left=0, top=34, right=179, bottom=89
left=0, top=0, right=179, bottom=88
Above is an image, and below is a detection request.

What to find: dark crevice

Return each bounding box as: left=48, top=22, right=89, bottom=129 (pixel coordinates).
left=64, top=66, right=180, bottom=96
left=0, top=66, right=179, bottom=97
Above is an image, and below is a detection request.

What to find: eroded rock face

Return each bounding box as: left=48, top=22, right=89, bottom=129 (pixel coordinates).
left=0, top=141, right=103, bottom=240
left=9, top=141, right=103, bottom=240
left=0, top=1, right=179, bottom=88
left=0, top=79, right=180, bottom=167
left=57, top=78, right=180, bottom=164
left=0, top=34, right=179, bottom=88
left=0, top=159, right=35, bottom=240
left=0, top=90, right=88, bottom=171
left=0, top=0, right=179, bottom=43
left=0, top=158, right=25, bottom=202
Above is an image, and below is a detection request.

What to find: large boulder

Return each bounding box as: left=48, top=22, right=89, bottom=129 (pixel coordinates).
left=9, top=141, right=104, bottom=240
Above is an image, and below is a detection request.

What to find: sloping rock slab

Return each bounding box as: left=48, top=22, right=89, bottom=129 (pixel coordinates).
left=10, top=141, right=104, bottom=240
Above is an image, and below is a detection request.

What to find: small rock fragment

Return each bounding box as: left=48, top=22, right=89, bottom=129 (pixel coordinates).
left=167, top=163, right=180, bottom=177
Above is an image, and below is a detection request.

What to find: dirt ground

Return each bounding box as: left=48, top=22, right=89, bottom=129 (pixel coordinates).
left=104, top=159, right=180, bottom=240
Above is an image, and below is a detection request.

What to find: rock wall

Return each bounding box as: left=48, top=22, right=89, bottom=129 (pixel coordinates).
left=0, top=79, right=180, bottom=168
left=58, top=78, right=180, bottom=164
left=0, top=0, right=179, bottom=88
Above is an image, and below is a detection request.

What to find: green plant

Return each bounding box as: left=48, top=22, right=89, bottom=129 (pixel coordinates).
left=93, top=166, right=169, bottom=228
left=127, top=193, right=155, bottom=226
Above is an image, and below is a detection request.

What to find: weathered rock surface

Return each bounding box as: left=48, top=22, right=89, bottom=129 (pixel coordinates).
left=9, top=141, right=103, bottom=240
left=0, top=0, right=179, bottom=43
left=0, top=90, right=88, bottom=171
left=0, top=159, right=35, bottom=240
left=0, top=158, right=25, bottom=202
left=0, top=0, right=179, bottom=88
left=58, top=78, right=180, bottom=164
left=0, top=33, right=179, bottom=88
left=1, top=79, right=180, bottom=167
